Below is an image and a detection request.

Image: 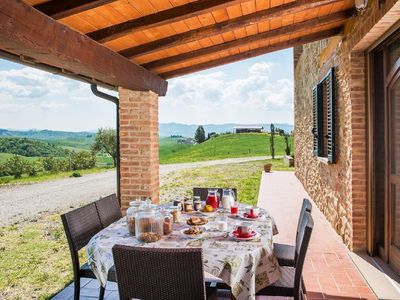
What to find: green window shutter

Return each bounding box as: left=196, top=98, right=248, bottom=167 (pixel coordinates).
left=312, top=86, right=323, bottom=156
left=326, top=68, right=335, bottom=163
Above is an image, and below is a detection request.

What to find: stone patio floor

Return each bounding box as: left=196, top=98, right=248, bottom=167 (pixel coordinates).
left=257, top=171, right=377, bottom=300
left=52, top=171, right=377, bottom=300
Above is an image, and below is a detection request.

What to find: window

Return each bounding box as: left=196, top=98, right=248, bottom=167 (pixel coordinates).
left=312, top=68, right=335, bottom=163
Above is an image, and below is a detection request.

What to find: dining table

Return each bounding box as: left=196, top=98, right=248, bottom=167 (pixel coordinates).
left=86, top=204, right=281, bottom=300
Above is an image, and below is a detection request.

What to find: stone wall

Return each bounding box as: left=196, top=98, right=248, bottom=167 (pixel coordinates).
left=294, top=0, right=400, bottom=251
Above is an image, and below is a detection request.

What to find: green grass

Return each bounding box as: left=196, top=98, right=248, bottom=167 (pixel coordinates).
left=159, top=133, right=293, bottom=164
left=0, top=159, right=293, bottom=299
left=0, top=167, right=114, bottom=185
left=0, top=214, right=76, bottom=300
left=160, top=159, right=293, bottom=205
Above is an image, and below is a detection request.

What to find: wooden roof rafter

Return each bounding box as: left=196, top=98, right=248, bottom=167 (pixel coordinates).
left=117, top=0, right=347, bottom=60
left=34, top=0, right=118, bottom=20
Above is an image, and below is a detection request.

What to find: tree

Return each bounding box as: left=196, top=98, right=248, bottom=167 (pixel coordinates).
left=269, top=124, right=275, bottom=159
left=284, top=134, right=291, bottom=156
left=91, top=128, right=117, bottom=167
left=194, top=126, right=206, bottom=144
left=5, top=155, right=26, bottom=178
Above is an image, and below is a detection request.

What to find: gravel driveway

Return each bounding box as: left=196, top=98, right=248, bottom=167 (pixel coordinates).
left=0, top=156, right=271, bottom=226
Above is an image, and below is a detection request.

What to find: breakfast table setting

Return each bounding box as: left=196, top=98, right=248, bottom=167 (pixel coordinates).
left=87, top=189, right=282, bottom=300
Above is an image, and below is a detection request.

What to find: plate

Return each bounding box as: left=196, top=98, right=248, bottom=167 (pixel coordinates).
left=228, top=230, right=260, bottom=241
left=198, top=210, right=216, bottom=217
left=186, top=217, right=208, bottom=226
left=240, top=213, right=262, bottom=221
left=180, top=228, right=205, bottom=239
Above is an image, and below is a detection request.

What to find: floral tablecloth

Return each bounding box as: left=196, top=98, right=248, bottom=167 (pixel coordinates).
left=87, top=206, right=281, bottom=300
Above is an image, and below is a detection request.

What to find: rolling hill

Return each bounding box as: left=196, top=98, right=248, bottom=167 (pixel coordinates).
left=159, top=133, right=293, bottom=164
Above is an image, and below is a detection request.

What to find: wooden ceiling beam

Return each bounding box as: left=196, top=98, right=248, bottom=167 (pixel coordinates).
left=34, top=0, right=118, bottom=20
left=0, top=0, right=168, bottom=96
left=88, top=0, right=249, bottom=44
left=119, top=0, right=346, bottom=59
left=159, top=27, right=343, bottom=79
left=143, top=10, right=351, bottom=71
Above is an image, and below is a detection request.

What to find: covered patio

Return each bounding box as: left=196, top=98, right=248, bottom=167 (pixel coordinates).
left=1, top=0, right=396, bottom=299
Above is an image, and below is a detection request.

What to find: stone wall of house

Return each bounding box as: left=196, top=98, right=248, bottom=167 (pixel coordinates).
left=294, top=0, right=400, bottom=251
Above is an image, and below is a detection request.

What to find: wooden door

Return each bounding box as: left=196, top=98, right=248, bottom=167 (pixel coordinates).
left=370, top=29, right=400, bottom=273
left=388, top=61, right=400, bottom=273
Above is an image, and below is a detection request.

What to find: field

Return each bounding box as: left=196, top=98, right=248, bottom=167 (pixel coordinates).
left=0, top=159, right=292, bottom=299
left=159, top=133, right=293, bottom=164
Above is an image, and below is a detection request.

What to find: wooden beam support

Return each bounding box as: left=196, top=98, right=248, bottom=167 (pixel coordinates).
left=143, top=10, right=351, bottom=71
left=88, top=0, right=249, bottom=44
left=119, top=0, right=345, bottom=59
left=159, top=28, right=343, bottom=79
left=34, top=0, right=118, bottom=20
left=0, top=0, right=168, bottom=96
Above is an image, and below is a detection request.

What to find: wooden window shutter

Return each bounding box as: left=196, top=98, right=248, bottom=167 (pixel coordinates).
left=312, top=85, right=323, bottom=156
left=326, top=68, right=335, bottom=163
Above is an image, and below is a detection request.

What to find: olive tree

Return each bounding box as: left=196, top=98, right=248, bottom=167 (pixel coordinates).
left=91, top=128, right=117, bottom=167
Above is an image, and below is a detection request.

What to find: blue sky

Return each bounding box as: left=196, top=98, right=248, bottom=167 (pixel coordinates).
left=0, top=49, right=293, bottom=131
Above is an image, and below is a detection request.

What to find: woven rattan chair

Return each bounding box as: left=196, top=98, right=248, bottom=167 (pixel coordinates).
left=274, top=198, right=312, bottom=266
left=61, top=202, right=106, bottom=300
left=256, top=212, right=314, bottom=300
left=193, top=187, right=237, bottom=202
left=112, top=245, right=218, bottom=300
left=95, top=193, right=122, bottom=228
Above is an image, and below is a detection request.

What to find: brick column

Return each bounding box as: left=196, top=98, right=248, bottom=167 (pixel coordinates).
left=118, top=88, right=159, bottom=211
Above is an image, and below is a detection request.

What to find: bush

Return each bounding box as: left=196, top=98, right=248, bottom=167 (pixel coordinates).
left=0, top=162, right=11, bottom=177
left=25, top=160, right=43, bottom=177
left=41, top=157, right=57, bottom=172
left=70, top=171, right=82, bottom=177
left=5, top=155, right=26, bottom=178
left=70, top=151, right=96, bottom=170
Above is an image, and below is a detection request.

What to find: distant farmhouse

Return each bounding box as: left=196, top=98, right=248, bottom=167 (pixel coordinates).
left=234, top=126, right=263, bottom=134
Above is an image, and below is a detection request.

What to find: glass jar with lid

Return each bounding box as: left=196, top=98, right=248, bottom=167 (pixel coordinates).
left=126, top=200, right=144, bottom=236
left=170, top=205, right=181, bottom=223
left=135, top=206, right=163, bottom=243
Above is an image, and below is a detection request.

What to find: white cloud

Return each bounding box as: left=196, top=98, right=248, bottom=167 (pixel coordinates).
left=161, top=61, right=294, bottom=124
left=0, top=67, right=98, bottom=112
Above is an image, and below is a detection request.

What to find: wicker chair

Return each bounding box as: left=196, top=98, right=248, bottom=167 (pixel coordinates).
left=112, top=245, right=218, bottom=300
left=61, top=202, right=106, bottom=300
left=274, top=198, right=312, bottom=266
left=256, top=212, right=314, bottom=300
left=95, top=193, right=122, bottom=228
left=193, top=187, right=237, bottom=202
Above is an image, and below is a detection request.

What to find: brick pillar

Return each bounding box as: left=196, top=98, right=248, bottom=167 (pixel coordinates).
left=118, top=88, right=159, bottom=212
left=349, top=52, right=368, bottom=251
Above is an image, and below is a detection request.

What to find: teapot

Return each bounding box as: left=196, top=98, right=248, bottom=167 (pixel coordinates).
left=221, top=188, right=235, bottom=210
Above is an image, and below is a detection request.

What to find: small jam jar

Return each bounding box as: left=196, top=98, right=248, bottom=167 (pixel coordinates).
left=184, top=200, right=193, bottom=212
left=193, top=199, right=202, bottom=211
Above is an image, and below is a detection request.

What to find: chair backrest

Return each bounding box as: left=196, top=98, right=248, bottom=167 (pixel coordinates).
left=193, top=187, right=237, bottom=202
left=95, top=193, right=122, bottom=228
left=112, top=245, right=206, bottom=300
left=294, top=212, right=314, bottom=294
left=295, top=198, right=312, bottom=248
left=61, top=202, right=103, bottom=272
